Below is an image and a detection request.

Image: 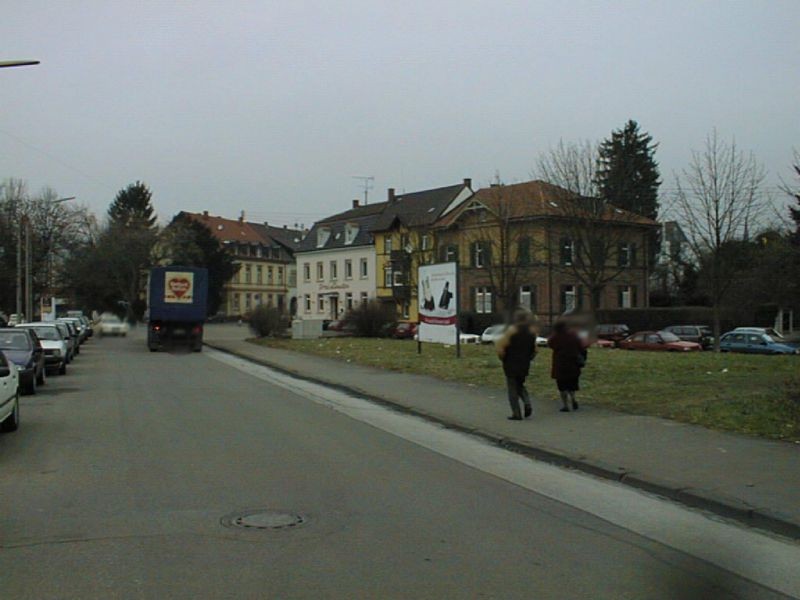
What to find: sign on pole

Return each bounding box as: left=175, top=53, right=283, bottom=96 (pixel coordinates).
left=418, top=262, right=459, bottom=352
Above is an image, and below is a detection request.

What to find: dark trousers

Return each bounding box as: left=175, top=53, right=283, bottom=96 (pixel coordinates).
left=506, top=376, right=530, bottom=417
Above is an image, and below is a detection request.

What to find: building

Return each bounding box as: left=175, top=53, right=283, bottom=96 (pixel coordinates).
left=179, top=211, right=303, bottom=317
left=371, top=180, right=473, bottom=322
left=295, top=200, right=386, bottom=320
left=433, top=180, right=657, bottom=328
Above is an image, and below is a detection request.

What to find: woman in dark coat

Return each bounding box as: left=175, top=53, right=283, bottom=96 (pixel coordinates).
left=547, top=320, right=585, bottom=412
left=496, top=310, right=538, bottom=420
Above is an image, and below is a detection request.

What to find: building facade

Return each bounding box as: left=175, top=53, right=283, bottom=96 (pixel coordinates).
left=180, top=211, right=303, bottom=318
left=433, top=181, right=657, bottom=328
left=372, top=181, right=473, bottom=322
left=295, top=200, right=386, bottom=320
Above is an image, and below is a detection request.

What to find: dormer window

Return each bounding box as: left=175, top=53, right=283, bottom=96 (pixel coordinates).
left=317, top=227, right=331, bottom=248
left=344, top=222, right=359, bottom=245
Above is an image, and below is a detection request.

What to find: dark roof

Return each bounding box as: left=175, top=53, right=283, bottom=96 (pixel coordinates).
left=371, top=183, right=469, bottom=231
left=250, top=222, right=304, bottom=251
left=297, top=202, right=388, bottom=253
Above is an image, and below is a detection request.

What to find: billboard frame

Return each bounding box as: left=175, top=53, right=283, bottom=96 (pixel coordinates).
left=416, top=261, right=461, bottom=358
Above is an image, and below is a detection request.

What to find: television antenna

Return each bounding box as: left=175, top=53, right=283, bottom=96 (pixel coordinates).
left=351, top=176, right=374, bottom=205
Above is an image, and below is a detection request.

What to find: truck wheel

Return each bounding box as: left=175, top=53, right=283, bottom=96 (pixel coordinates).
left=1, top=393, right=19, bottom=432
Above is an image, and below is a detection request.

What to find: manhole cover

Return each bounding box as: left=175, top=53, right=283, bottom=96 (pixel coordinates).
left=221, top=509, right=305, bottom=530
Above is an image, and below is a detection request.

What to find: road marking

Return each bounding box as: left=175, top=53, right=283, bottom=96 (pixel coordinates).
left=206, top=348, right=800, bottom=598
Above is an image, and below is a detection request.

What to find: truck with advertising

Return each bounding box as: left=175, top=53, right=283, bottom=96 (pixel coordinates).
left=147, top=266, right=208, bottom=352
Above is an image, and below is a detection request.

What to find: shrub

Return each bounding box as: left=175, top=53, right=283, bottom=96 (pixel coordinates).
left=346, top=300, right=395, bottom=337
left=249, top=305, right=287, bottom=338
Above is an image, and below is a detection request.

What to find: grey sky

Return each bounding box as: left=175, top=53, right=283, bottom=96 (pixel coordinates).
left=2, top=1, right=798, bottom=228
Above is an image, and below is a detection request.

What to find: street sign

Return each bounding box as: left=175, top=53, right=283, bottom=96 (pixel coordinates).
left=417, top=262, right=459, bottom=350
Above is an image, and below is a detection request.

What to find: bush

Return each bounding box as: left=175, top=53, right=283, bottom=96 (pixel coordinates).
left=346, top=300, right=395, bottom=337
left=249, top=305, right=287, bottom=338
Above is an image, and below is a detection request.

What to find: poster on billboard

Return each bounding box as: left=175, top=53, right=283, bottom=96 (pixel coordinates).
left=164, top=271, right=195, bottom=304
left=417, top=262, right=458, bottom=347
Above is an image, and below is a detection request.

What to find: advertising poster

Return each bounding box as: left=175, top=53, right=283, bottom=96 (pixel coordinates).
left=164, top=271, right=195, bottom=304
left=418, top=262, right=458, bottom=346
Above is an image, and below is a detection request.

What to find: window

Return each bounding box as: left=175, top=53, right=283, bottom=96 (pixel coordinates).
left=317, top=227, right=330, bottom=248
left=646, top=333, right=661, bottom=345
left=267, top=294, right=273, bottom=307
left=518, top=238, right=531, bottom=266
left=519, top=285, right=536, bottom=311
left=304, top=294, right=311, bottom=312
left=442, top=244, right=458, bottom=263
left=560, top=238, right=574, bottom=266
left=561, top=285, right=577, bottom=313
left=472, top=242, right=490, bottom=268
left=344, top=223, right=359, bottom=245
left=267, top=266, right=273, bottom=284
left=317, top=295, right=324, bottom=312
left=288, top=268, right=296, bottom=287
left=232, top=293, right=240, bottom=311
left=475, top=287, right=493, bottom=314
left=400, top=234, right=410, bottom=251
left=256, top=265, right=263, bottom=284
left=245, top=293, right=252, bottom=311
left=360, top=291, right=368, bottom=305
left=618, top=242, right=637, bottom=267
left=277, top=295, right=284, bottom=311
left=384, top=267, right=392, bottom=288
left=254, top=293, right=262, bottom=306
left=617, top=285, right=637, bottom=308
left=256, top=247, right=263, bottom=258
left=316, top=262, right=323, bottom=281
left=384, top=235, right=393, bottom=253
left=330, top=260, right=338, bottom=280
left=345, top=259, right=353, bottom=279
left=345, top=292, right=354, bottom=311
left=392, top=270, right=404, bottom=287
left=244, top=265, right=252, bottom=284
left=401, top=301, right=410, bottom=319
left=360, top=257, right=368, bottom=278
left=272, top=247, right=281, bottom=259
left=421, top=234, right=431, bottom=251
left=277, top=267, right=283, bottom=284
left=303, top=263, right=311, bottom=282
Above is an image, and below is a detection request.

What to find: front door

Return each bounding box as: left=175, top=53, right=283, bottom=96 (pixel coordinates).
left=330, top=296, right=339, bottom=319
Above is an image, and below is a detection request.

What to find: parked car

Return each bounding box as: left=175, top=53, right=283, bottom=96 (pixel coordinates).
left=719, top=332, right=799, bottom=355
left=15, top=323, right=68, bottom=375
left=53, top=321, right=75, bottom=363
left=59, top=317, right=87, bottom=344
left=618, top=331, right=702, bottom=352
left=595, top=324, right=630, bottom=346
left=393, top=322, right=418, bottom=340
left=593, top=338, right=615, bottom=348
left=0, top=328, right=46, bottom=394
left=663, top=325, right=714, bottom=350
left=459, top=332, right=480, bottom=344
left=58, top=319, right=80, bottom=354
left=80, top=315, right=94, bottom=338
left=98, top=313, right=129, bottom=337
left=327, top=320, right=346, bottom=332
left=480, top=324, right=507, bottom=344
left=0, top=351, right=20, bottom=432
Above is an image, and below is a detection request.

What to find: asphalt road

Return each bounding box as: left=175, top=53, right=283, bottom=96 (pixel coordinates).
left=0, top=331, right=795, bottom=599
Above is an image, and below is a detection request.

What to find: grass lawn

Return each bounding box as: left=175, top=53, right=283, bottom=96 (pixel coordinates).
left=251, top=337, right=800, bottom=441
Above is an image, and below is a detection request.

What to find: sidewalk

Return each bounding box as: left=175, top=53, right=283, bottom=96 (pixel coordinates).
left=204, top=327, right=800, bottom=538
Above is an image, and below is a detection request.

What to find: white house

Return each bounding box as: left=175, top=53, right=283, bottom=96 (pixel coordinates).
left=295, top=200, right=387, bottom=320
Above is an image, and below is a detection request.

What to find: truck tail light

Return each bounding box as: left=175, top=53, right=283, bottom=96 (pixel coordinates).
left=152, top=324, right=161, bottom=332
left=192, top=325, right=203, bottom=335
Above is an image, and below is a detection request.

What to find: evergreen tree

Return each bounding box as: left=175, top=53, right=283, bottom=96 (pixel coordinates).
left=596, top=120, right=661, bottom=220
left=108, top=181, right=157, bottom=229
left=789, top=161, right=800, bottom=246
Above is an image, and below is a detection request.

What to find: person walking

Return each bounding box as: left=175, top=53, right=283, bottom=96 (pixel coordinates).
left=547, top=320, right=585, bottom=412
left=496, top=310, right=538, bottom=420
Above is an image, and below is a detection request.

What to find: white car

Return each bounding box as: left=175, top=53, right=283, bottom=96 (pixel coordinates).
left=459, top=333, right=481, bottom=344
left=99, top=314, right=129, bottom=337
left=480, top=324, right=507, bottom=344
left=0, top=351, right=20, bottom=432
left=16, top=323, right=68, bottom=375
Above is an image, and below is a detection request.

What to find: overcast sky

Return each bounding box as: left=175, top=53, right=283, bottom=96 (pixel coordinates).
left=2, top=1, right=798, bottom=228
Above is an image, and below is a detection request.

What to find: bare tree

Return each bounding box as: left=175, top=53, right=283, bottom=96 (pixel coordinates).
left=534, top=141, right=652, bottom=313
left=674, top=130, right=766, bottom=350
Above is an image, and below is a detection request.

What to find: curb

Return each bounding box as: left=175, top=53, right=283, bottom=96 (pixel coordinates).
left=205, top=341, right=800, bottom=542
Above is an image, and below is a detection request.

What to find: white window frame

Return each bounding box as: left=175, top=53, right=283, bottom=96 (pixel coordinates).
left=304, top=294, right=311, bottom=313
left=563, top=285, right=577, bottom=313
left=316, top=262, right=324, bottom=281
left=330, top=260, right=338, bottom=281
left=303, top=263, right=310, bottom=282
left=384, top=235, right=393, bottom=253
left=421, top=234, right=430, bottom=251
left=345, top=259, right=353, bottom=280
left=317, top=295, right=324, bottom=312
left=360, top=291, right=368, bottom=305
left=475, top=287, right=493, bottom=314
left=345, top=292, right=354, bottom=311
left=360, top=257, right=368, bottom=279
left=392, top=270, right=404, bottom=287
left=384, top=267, right=392, bottom=288
left=474, top=243, right=486, bottom=268
left=519, top=285, right=533, bottom=311
left=620, top=285, right=632, bottom=308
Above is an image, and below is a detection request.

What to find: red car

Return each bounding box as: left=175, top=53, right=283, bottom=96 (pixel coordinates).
left=618, top=331, right=702, bottom=352
left=393, top=322, right=418, bottom=339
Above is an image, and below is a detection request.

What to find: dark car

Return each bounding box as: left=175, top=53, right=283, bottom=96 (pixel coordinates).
left=663, top=325, right=714, bottom=350
left=595, top=324, right=630, bottom=346
left=0, top=328, right=46, bottom=394
left=393, top=322, right=418, bottom=340
left=618, top=330, right=702, bottom=352
left=58, top=319, right=80, bottom=355
left=719, top=332, right=799, bottom=355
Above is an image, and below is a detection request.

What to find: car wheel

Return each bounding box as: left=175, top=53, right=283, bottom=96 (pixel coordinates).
left=59, top=362, right=67, bottom=375
left=1, top=392, right=19, bottom=432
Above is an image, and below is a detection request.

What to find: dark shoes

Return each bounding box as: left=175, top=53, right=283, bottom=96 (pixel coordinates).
left=572, top=400, right=579, bottom=410
left=508, top=415, right=523, bottom=421
left=524, top=405, right=532, bottom=418
left=559, top=407, right=571, bottom=413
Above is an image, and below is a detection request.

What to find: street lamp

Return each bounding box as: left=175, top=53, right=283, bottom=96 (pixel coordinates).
left=0, top=60, right=40, bottom=69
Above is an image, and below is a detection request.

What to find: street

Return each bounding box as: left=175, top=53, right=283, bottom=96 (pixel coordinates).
left=0, top=330, right=796, bottom=599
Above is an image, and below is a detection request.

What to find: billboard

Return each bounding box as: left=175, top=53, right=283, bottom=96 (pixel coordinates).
left=418, top=262, right=458, bottom=345
left=164, top=271, right=195, bottom=304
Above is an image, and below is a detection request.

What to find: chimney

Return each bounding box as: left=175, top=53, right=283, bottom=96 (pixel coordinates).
left=283, top=224, right=287, bottom=229
left=463, top=178, right=472, bottom=189
left=239, top=210, right=245, bottom=224
left=352, top=199, right=360, bottom=209
left=202, top=210, right=209, bottom=219
left=387, top=187, right=396, bottom=203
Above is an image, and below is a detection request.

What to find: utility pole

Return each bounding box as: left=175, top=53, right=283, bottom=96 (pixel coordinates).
left=16, top=217, right=23, bottom=318
left=352, top=176, right=374, bottom=205
left=25, top=219, right=32, bottom=321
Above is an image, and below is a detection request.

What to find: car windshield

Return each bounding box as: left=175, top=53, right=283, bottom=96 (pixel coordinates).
left=660, top=332, right=680, bottom=343
left=0, top=331, right=31, bottom=350
left=27, top=327, right=61, bottom=341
